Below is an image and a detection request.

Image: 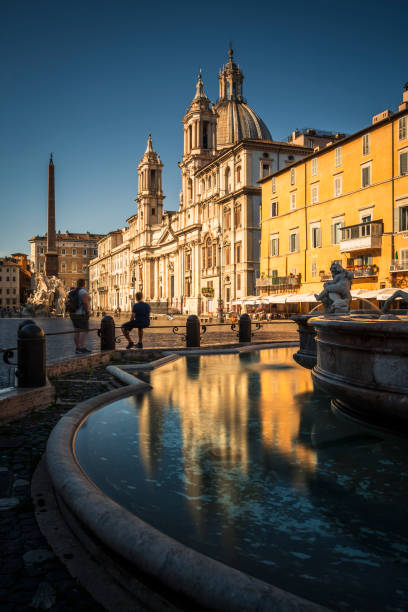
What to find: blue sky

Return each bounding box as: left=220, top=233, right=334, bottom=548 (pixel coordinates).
left=1, top=0, right=407, bottom=256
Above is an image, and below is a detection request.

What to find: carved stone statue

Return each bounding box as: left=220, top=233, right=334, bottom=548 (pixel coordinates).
left=24, top=273, right=67, bottom=317
left=382, top=289, right=408, bottom=313
left=315, top=262, right=353, bottom=314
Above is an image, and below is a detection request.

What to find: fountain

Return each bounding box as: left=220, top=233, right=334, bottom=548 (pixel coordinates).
left=306, top=268, right=408, bottom=431
left=24, top=272, right=67, bottom=317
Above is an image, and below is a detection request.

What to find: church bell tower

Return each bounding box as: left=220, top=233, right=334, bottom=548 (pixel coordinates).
left=136, top=134, right=164, bottom=229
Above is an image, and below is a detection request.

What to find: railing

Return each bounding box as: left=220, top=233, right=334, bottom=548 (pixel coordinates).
left=347, top=264, right=379, bottom=278
left=340, top=221, right=383, bottom=252
left=256, top=275, right=301, bottom=291
left=390, top=260, right=408, bottom=272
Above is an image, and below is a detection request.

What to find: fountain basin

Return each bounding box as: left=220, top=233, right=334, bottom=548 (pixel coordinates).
left=310, top=316, right=408, bottom=430
left=46, top=370, right=322, bottom=612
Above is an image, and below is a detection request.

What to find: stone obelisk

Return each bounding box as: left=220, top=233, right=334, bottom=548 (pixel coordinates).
left=45, top=153, right=58, bottom=277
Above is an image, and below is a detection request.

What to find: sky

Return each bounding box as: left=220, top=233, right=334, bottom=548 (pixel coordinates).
left=0, top=0, right=407, bottom=257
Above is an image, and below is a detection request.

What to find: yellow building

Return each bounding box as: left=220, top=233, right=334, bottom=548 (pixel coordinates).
left=258, top=84, right=408, bottom=309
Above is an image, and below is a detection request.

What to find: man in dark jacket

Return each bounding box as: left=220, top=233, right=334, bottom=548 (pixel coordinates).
left=121, top=292, right=150, bottom=349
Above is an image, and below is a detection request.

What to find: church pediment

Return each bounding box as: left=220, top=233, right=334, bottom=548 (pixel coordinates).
left=156, top=229, right=175, bottom=245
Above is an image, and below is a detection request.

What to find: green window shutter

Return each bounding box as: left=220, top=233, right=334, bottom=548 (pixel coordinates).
left=400, top=152, right=408, bottom=176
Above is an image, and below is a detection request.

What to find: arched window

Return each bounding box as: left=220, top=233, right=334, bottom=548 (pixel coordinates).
left=224, top=207, right=231, bottom=229
left=236, top=165, right=241, bottom=184
left=208, top=174, right=212, bottom=189
left=225, top=167, right=231, bottom=194
left=189, top=125, right=193, bottom=151
left=203, top=122, right=208, bottom=149
left=187, top=178, right=193, bottom=202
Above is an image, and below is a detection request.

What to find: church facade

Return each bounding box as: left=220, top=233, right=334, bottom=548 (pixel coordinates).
left=89, top=49, right=318, bottom=315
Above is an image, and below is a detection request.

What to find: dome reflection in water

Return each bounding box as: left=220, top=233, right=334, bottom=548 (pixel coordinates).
left=75, top=348, right=408, bottom=611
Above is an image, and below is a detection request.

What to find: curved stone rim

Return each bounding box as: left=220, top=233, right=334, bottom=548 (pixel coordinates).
left=46, top=383, right=325, bottom=611
left=309, top=315, right=408, bottom=334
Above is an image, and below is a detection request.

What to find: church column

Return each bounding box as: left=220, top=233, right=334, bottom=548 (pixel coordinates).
left=154, top=258, right=159, bottom=300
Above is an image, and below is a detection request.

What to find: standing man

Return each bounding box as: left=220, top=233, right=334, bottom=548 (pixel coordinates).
left=121, top=292, right=150, bottom=349
left=68, top=278, right=91, bottom=354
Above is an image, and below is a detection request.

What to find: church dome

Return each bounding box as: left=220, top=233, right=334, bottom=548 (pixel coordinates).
left=216, top=100, right=272, bottom=149
left=215, top=48, right=272, bottom=149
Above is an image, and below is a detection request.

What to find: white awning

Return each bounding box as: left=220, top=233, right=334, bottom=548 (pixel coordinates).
left=358, top=289, right=380, bottom=299
left=377, top=288, right=399, bottom=300
left=266, top=293, right=297, bottom=304
left=286, top=292, right=318, bottom=303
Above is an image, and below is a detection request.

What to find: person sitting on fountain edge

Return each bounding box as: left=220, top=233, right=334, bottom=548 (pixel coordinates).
left=121, top=292, right=150, bottom=349
left=68, top=279, right=91, bottom=354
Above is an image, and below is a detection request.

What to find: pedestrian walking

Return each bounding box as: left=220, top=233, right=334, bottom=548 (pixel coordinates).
left=66, top=279, right=91, bottom=354
left=121, top=292, right=150, bottom=349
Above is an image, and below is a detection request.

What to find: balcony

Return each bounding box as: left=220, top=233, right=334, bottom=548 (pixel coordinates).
left=390, top=260, right=408, bottom=273
left=340, top=221, right=382, bottom=253
left=347, top=264, right=379, bottom=278
left=256, top=274, right=301, bottom=292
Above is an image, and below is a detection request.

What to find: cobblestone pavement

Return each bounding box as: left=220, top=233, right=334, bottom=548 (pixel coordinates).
left=0, top=366, right=126, bottom=610
left=0, top=316, right=297, bottom=388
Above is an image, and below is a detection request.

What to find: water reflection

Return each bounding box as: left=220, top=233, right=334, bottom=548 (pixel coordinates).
left=75, top=349, right=408, bottom=611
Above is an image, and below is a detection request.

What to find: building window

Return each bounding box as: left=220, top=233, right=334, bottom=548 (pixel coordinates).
left=235, top=242, right=242, bottom=263
left=290, top=168, right=296, bottom=185
left=185, top=251, right=191, bottom=271
left=400, top=150, right=408, bottom=176
left=224, top=208, right=231, bottom=228
left=93, top=249, right=97, bottom=256
left=188, top=178, right=193, bottom=202
left=61, top=263, right=66, bottom=272
left=335, top=147, right=342, bottom=167
left=61, top=248, right=66, bottom=255
left=311, top=262, right=317, bottom=278
left=206, top=239, right=213, bottom=268
left=311, top=158, right=318, bottom=177
left=334, top=176, right=342, bottom=197
left=308, top=139, right=314, bottom=148
left=289, top=232, right=298, bottom=253
left=272, top=177, right=276, bottom=193
left=237, top=273, right=241, bottom=291
left=311, top=184, right=319, bottom=204
left=83, top=249, right=87, bottom=255
left=271, top=201, right=278, bottom=217
left=234, top=204, right=241, bottom=227
left=236, top=165, right=241, bottom=183
left=332, top=221, right=344, bottom=244
left=151, top=208, right=155, bottom=215
left=399, top=206, right=408, bottom=232
left=262, top=163, right=270, bottom=178
left=39, top=247, right=44, bottom=254
left=269, top=235, right=279, bottom=256
left=362, top=134, right=370, bottom=156
left=72, top=263, right=77, bottom=272
left=399, top=117, right=407, bottom=141
left=361, top=163, right=371, bottom=188
left=72, top=248, right=77, bottom=255
left=225, top=167, right=231, bottom=194
left=311, top=226, right=321, bottom=248
left=224, top=245, right=230, bottom=265
left=290, top=192, right=297, bottom=210
left=82, top=265, right=87, bottom=272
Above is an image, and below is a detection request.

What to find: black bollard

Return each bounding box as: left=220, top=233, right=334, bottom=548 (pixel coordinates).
left=17, top=322, right=46, bottom=387
left=186, top=314, right=200, bottom=347
left=238, top=313, right=252, bottom=343
left=99, top=315, right=116, bottom=350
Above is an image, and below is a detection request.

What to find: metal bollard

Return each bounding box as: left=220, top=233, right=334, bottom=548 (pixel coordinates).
left=238, top=314, right=252, bottom=343
left=99, top=315, right=116, bottom=350
left=186, top=314, right=200, bottom=347
left=17, top=321, right=46, bottom=387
